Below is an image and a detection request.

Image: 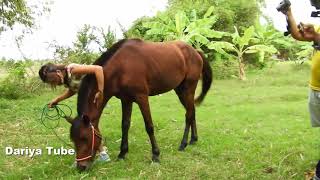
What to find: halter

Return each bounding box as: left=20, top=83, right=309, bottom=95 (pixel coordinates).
left=75, top=123, right=102, bottom=162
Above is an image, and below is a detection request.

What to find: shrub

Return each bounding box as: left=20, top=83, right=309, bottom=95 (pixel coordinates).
left=0, top=61, right=45, bottom=99
left=211, top=58, right=238, bottom=79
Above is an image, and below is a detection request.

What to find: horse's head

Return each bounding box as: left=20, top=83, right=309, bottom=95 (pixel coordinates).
left=70, top=114, right=102, bottom=171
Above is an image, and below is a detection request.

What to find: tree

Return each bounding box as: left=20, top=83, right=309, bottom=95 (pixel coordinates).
left=51, top=24, right=98, bottom=64
left=95, top=26, right=117, bottom=52
left=143, top=7, right=227, bottom=50
left=73, top=25, right=96, bottom=54
left=0, top=0, right=50, bottom=35
left=251, top=23, right=280, bottom=65
left=127, top=0, right=265, bottom=42
left=51, top=25, right=118, bottom=64
left=208, top=26, right=277, bottom=80
left=125, top=16, right=154, bottom=39
left=167, top=0, right=265, bottom=32
left=294, top=42, right=313, bottom=64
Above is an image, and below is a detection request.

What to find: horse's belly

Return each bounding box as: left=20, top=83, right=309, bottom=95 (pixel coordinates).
left=148, top=74, right=184, bottom=95
left=149, top=86, right=175, bottom=96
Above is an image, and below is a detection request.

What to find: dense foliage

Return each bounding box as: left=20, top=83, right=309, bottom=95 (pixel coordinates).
left=125, top=0, right=313, bottom=80
left=0, top=0, right=50, bottom=34
left=0, top=60, right=45, bottom=99
left=128, top=0, right=265, bottom=38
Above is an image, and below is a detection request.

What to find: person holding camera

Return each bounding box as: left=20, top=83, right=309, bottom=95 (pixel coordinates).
left=278, top=0, right=320, bottom=179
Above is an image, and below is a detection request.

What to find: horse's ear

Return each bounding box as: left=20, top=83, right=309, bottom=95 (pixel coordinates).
left=82, top=115, right=90, bottom=126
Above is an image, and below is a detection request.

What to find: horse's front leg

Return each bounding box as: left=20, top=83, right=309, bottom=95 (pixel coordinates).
left=135, top=95, right=160, bottom=162
left=118, top=98, right=133, bottom=159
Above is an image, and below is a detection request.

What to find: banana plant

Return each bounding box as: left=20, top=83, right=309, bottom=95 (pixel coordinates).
left=295, top=42, right=313, bottom=63
left=208, top=26, right=277, bottom=80
left=143, top=6, right=226, bottom=50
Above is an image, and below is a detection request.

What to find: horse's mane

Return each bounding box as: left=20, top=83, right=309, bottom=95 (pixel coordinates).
left=76, top=39, right=129, bottom=115
left=93, top=39, right=129, bottom=66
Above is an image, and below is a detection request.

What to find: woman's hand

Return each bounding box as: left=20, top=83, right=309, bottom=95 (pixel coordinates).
left=93, top=90, right=103, bottom=108
left=48, top=99, right=59, bottom=108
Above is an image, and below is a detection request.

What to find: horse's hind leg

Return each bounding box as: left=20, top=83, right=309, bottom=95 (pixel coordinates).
left=118, top=98, right=133, bottom=160
left=189, top=115, right=198, bottom=145
left=135, top=95, right=160, bottom=162
left=175, top=80, right=198, bottom=151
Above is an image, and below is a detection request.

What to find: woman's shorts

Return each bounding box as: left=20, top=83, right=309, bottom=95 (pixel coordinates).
left=309, top=89, right=320, bottom=127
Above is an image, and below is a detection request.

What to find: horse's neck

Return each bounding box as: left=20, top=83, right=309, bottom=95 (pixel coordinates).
left=92, top=119, right=100, bottom=128
left=86, top=96, right=111, bottom=127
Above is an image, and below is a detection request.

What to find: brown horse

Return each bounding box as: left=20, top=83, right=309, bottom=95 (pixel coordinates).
left=69, top=39, right=212, bottom=171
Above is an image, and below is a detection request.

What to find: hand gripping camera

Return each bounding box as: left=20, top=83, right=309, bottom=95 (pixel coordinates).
left=276, top=0, right=292, bottom=36
left=311, top=0, right=320, bottom=17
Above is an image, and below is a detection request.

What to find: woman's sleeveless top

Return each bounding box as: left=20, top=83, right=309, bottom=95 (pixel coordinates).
left=64, top=63, right=84, bottom=92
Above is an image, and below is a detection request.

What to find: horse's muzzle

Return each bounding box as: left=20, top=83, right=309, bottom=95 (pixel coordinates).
left=77, top=161, right=92, bottom=172
left=77, top=164, right=88, bottom=172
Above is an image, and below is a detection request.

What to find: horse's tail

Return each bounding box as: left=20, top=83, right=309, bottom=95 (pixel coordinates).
left=195, top=50, right=213, bottom=105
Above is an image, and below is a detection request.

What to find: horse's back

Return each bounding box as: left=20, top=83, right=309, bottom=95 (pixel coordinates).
left=123, top=40, right=202, bottom=76
left=107, top=39, right=202, bottom=96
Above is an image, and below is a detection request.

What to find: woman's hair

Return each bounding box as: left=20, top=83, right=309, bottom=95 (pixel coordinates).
left=38, top=63, right=65, bottom=82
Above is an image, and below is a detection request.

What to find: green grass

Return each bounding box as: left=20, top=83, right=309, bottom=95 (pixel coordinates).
left=0, top=62, right=319, bottom=179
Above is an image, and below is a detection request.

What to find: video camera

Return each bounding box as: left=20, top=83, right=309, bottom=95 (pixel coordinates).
left=311, top=0, right=320, bottom=17
left=276, top=0, right=291, bottom=13
left=276, top=0, right=292, bottom=36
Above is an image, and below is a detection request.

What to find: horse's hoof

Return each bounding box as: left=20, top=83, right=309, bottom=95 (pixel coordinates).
left=189, top=138, right=198, bottom=145
left=117, top=154, right=126, bottom=160
left=117, top=158, right=126, bottom=162
left=178, top=143, right=187, bottom=151
left=152, top=155, right=160, bottom=163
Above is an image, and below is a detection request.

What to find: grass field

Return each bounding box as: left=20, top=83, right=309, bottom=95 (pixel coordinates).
left=0, top=62, right=319, bottom=179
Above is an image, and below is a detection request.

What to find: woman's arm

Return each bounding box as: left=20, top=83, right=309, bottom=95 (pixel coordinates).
left=49, top=89, right=76, bottom=107
left=284, top=8, right=318, bottom=41
left=68, top=64, right=104, bottom=93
